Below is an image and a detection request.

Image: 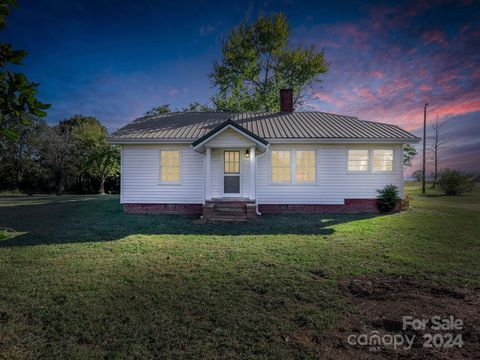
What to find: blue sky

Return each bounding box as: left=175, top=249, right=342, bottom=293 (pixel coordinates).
left=3, top=0, right=480, bottom=173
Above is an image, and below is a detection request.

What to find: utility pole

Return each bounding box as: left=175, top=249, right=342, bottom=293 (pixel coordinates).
left=422, top=103, right=428, bottom=194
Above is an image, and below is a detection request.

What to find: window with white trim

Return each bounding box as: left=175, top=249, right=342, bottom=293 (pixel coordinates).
left=296, top=150, right=316, bottom=182
left=160, top=150, right=180, bottom=182
left=373, top=149, right=394, bottom=172
left=271, top=150, right=291, bottom=183
left=348, top=149, right=369, bottom=171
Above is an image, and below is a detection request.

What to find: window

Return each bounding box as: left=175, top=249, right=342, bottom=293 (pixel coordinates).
left=224, top=151, right=240, bottom=174
left=373, top=149, right=394, bottom=172
left=348, top=149, right=369, bottom=171
left=271, top=150, right=291, bottom=183
left=160, top=150, right=180, bottom=182
left=296, top=150, right=315, bottom=182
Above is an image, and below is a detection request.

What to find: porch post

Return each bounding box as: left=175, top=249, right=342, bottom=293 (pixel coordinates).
left=205, top=147, right=211, bottom=200
left=250, top=146, right=255, bottom=200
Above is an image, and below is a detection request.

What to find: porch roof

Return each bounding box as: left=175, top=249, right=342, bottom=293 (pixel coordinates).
left=191, top=119, right=268, bottom=152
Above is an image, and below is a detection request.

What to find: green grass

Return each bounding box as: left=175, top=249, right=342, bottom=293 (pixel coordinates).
left=0, top=184, right=479, bottom=359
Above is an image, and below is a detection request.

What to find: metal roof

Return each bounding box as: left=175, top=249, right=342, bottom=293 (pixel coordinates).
left=109, top=112, right=419, bottom=143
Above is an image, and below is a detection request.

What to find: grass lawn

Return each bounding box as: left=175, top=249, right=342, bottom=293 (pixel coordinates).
left=0, top=183, right=479, bottom=359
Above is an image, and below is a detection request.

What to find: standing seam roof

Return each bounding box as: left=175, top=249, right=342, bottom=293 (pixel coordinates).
left=109, top=111, right=419, bottom=142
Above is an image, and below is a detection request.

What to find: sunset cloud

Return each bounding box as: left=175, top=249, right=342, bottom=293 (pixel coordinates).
left=4, top=0, right=479, bottom=172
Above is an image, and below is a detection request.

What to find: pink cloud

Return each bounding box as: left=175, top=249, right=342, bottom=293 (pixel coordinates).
left=422, top=30, right=448, bottom=46
left=355, top=86, right=376, bottom=101
left=311, top=91, right=344, bottom=107
left=296, top=0, right=479, bottom=145
left=371, top=71, right=384, bottom=79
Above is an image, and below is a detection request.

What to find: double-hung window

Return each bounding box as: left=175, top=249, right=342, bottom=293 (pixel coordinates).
left=271, top=150, right=291, bottom=183
left=373, top=149, right=394, bottom=172
left=160, top=150, right=180, bottom=182
left=347, top=149, right=369, bottom=172
left=296, top=150, right=316, bottom=182
left=271, top=150, right=316, bottom=184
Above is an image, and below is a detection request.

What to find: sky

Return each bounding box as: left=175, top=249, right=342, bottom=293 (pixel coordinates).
left=3, top=0, right=480, bottom=174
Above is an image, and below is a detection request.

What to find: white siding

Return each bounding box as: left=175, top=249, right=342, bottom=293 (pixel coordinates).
left=256, top=144, right=404, bottom=204
left=121, top=143, right=404, bottom=205
left=121, top=144, right=204, bottom=204
left=205, top=128, right=255, bottom=148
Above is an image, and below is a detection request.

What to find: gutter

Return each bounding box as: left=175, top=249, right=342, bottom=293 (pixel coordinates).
left=108, top=137, right=420, bottom=145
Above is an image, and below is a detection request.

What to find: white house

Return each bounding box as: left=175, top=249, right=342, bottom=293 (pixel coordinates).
left=109, top=90, right=419, bottom=220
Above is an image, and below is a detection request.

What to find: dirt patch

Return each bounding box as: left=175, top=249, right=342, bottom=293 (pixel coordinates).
left=291, top=275, right=480, bottom=359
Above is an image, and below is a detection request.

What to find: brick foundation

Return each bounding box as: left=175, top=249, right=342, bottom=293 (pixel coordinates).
left=124, top=199, right=388, bottom=216
left=246, top=203, right=258, bottom=219
left=124, top=203, right=203, bottom=215
left=258, top=199, right=379, bottom=214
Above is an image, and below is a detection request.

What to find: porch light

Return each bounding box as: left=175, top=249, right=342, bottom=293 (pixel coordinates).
left=245, top=149, right=250, bottom=159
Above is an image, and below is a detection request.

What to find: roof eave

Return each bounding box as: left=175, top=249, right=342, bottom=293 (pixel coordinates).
left=108, top=137, right=420, bottom=145
left=267, top=137, right=420, bottom=144
left=107, top=138, right=194, bottom=145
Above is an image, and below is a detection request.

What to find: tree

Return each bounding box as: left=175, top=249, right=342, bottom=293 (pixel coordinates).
left=0, top=0, right=50, bottom=145
left=429, top=115, right=447, bottom=188
left=0, top=115, right=49, bottom=192
left=403, top=144, right=417, bottom=167
left=209, top=13, right=329, bottom=112
left=36, top=124, right=74, bottom=195
left=144, top=104, right=171, bottom=117
left=72, top=117, right=119, bottom=194
left=412, top=170, right=423, bottom=182
left=180, top=102, right=214, bottom=112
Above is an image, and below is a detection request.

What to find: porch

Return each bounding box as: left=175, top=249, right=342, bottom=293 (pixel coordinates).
left=202, top=148, right=259, bottom=221
left=191, top=119, right=268, bottom=221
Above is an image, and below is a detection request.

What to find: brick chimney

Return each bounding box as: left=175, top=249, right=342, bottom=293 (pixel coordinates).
left=280, top=89, right=293, bottom=112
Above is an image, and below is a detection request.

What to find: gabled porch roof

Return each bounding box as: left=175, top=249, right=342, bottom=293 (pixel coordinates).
left=191, top=119, right=269, bottom=153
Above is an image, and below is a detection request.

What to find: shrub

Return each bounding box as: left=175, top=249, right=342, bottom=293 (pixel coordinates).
left=401, top=192, right=412, bottom=211
left=377, top=184, right=400, bottom=212
left=436, top=169, right=474, bottom=195
left=412, top=170, right=423, bottom=182
left=0, top=230, right=8, bottom=241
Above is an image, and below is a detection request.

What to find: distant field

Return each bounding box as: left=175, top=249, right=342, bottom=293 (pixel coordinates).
left=0, top=183, right=478, bottom=359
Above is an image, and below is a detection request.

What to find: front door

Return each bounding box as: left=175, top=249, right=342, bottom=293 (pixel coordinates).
left=223, top=150, right=241, bottom=196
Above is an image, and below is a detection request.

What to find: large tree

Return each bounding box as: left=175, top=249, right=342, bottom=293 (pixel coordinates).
left=209, top=13, right=329, bottom=112
left=0, top=0, right=49, bottom=146
left=34, top=115, right=119, bottom=195
left=71, top=117, right=119, bottom=194
left=36, top=123, right=74, bottom=195
left=0, top=115, right=48, bottom=191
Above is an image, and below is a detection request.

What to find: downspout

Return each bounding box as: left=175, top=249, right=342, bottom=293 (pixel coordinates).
left=255, top=147, right=269, bottom=216
left=191, top=145, right=206, bottom=220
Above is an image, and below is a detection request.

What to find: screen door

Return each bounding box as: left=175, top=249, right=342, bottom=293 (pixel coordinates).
left=223, top=151, right=240, bottom=195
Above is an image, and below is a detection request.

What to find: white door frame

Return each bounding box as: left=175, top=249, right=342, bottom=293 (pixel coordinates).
left=222, top=149, right=242, bottom=197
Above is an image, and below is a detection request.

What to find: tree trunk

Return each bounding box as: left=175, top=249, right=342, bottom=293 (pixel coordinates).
left=433, top=152, right=438, bottom=188
left=99, top=177, right=106, bottom=195
left=56, top=169, right=64, bottom=196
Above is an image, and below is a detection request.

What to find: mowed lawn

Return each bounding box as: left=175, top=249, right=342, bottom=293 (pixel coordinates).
left=0, top=184, right=479, bottom=359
